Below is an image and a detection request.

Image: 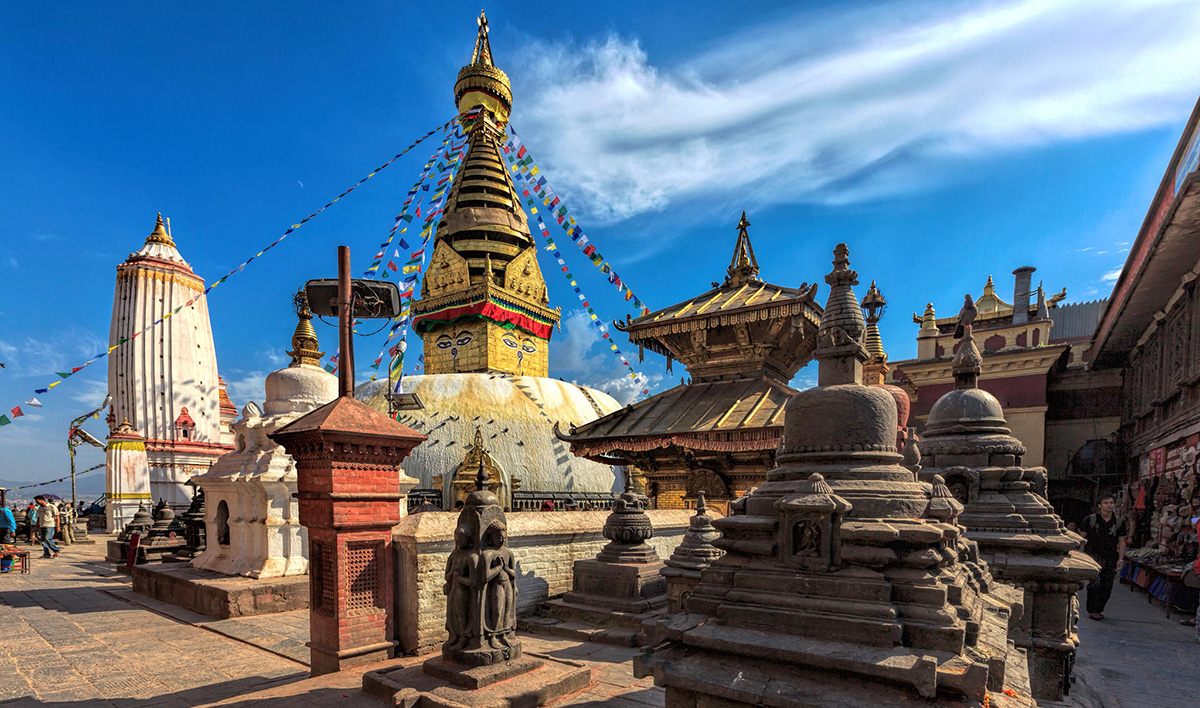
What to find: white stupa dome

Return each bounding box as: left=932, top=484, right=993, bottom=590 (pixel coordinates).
left=356, top=373, right=624, bottom=505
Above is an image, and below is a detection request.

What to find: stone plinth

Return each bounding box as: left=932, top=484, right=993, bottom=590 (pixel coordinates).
left=542, top=488, right=668, bottom=635
left=132, top=563, right=308, bottom=618
left=362, top=651, right=590, bottom=708
left=269, top=395, right=424, bottom=676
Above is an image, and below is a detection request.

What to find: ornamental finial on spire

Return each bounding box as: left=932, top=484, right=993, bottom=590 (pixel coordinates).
left=814, top=244, right=869, bottom=383
left=471, top=10, right=493, bottom=67
left=724, top=210, right=760, bottom=287
left=147, top=212, right=174, bottom=247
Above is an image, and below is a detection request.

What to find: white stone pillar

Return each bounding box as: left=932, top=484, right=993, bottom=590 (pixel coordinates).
left=105, top=421, right=152, bottom=532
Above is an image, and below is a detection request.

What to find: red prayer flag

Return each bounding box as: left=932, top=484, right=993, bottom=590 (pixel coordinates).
left=387, top=261, right=398, bottom=272
left=10, top=406, right=23, bottom=418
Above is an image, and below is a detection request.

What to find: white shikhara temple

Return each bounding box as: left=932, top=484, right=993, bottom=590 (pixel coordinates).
left=105, top=214, right=233, bottom=526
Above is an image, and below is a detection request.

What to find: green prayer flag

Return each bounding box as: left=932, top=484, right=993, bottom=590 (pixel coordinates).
left=55, top=372, right=71, bottom=379
left=0, top=415, right=10, bottom=426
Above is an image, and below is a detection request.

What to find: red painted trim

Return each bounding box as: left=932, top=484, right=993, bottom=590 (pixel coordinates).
left=143, top=438, right=233, bottom=454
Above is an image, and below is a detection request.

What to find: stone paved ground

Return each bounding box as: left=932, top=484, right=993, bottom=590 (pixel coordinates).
left=1071, top=577, right=1199, bottom=708
left=5, top=534, right=1194, bottom=707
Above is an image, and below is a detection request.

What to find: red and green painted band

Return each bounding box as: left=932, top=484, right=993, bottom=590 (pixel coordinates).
left=414, top=297, right=553, bottom=340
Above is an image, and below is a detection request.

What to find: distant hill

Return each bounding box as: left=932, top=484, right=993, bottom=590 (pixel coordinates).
left=1, top=472, right=107, bottom=505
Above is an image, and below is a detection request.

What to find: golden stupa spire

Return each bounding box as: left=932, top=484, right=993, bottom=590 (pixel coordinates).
left=146, top=212, right=175, bottom=247
left=724, top=211, right=760, bottom=287
left=287, top=290, right=324, bottom=367
left=454, top=10, right=512, bottom=124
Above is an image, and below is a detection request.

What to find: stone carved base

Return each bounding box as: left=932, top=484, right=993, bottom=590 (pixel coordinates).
left=562, top=559, right=667, bottom=615
left=363, top=651, right=590, bottom=708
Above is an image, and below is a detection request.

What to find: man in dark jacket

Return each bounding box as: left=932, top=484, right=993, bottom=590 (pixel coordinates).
left=1079, top=494, right=1128, bottom=620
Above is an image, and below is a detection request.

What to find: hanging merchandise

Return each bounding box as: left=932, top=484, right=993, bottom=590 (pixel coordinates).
left=0, top=117, right=459, bottom=432
left=503, top=129, right=651, bottom=317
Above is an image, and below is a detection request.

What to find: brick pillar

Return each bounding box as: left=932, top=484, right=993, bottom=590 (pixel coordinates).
left=270, top=396, right=424, bottom=676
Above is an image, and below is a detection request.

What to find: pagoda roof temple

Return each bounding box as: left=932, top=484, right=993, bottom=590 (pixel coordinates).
left=556, top=213, right=822, bottom=511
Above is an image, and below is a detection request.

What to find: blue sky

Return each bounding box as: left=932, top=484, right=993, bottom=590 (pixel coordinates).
left=2, top=0, right=1198, bottom=489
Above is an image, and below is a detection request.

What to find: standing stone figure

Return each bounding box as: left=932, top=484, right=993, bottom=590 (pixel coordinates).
left=441, top=456, right=521, bottom=666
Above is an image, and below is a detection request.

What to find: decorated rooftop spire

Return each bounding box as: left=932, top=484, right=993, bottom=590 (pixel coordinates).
left=146, top=212, right=174, bottom=247
left=724, top=211, right=760, bottom=287
left=454, top=9, right=512, bottom=125
left=814, top=244, right=869, bottom=385
left=287, top=289, right=323, bottom=368
left=413, top=12, right=559, bottom=377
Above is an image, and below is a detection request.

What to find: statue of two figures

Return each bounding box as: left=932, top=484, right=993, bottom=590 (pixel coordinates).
left=443, top=477, right=520, bottom=666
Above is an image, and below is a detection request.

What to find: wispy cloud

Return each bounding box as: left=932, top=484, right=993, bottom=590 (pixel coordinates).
left=550, top=308, right=657, bottom=404
left=0, top=329, right=106, bottom=378
left=1101, top=266, right=1124, bottom=283
left=513, top=0, right=1200, bottom=225
left=222, top=370, right=269, bottom=409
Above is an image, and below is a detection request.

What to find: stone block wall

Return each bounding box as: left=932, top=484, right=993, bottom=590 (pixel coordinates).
left=393, top=509, right=690, bottom=655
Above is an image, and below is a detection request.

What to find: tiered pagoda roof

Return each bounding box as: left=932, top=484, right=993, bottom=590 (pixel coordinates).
left=557, top=213, right=821, bottom=461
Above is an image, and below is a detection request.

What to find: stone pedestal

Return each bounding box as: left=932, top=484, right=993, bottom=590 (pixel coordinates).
left=269, top=395, right=424, bottom=676
left=543, top=487, right=668, bottom=634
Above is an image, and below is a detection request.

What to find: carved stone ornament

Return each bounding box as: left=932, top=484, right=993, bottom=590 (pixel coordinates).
left=773, top=473, right=851, bottom=572
left=597, top=488, right=659, bottom=563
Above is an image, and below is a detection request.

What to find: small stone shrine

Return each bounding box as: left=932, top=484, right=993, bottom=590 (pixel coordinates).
left=542, top=476, right=668, bottom=636
left=140, top=499, right=188, bottom=558
left=917, top=327, right=1099, bottom=701
left=106, top=502, right=155, bottom=563
left=660, top=492, right=723, bottom=613
left=362, top=455, right=590, bottom=707
left=174, top=486, right=206, bottom=559
left=637, top=244, right=1035, bottom=707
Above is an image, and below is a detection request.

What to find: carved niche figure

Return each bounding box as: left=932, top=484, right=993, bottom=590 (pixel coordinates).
left=441, top=455, right=521, bottom=666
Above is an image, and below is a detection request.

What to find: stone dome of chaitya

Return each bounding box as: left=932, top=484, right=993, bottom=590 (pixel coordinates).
left=356, top=373, right=624, bottom=498
left=922, top=330, right=1024, bottom=456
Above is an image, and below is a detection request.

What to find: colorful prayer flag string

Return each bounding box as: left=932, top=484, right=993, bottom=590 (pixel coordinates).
left=502, top=129, right=651, bottom=317
left=0, top=117, right=459, bottom=432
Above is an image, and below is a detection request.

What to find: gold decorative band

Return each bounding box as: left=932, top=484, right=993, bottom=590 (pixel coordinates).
left=105, top=441, right=146, bottom=452
left=105, top=493, right=152, bottom=499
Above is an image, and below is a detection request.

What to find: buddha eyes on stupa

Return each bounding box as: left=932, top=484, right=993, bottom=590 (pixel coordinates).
left=501, top=334, right=519, bottom=349
left=455, top=331, right=473, bottom=347
left=520, top=339, right=536, bottom=354
left=436, top=335, right=454, bottom=349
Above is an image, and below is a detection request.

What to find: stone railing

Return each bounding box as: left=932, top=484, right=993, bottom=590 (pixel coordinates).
left=392, top=509, right=691, bottom=655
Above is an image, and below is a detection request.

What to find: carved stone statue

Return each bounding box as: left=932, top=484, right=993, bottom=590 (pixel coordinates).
left=441, top=455, right=521, bottom=666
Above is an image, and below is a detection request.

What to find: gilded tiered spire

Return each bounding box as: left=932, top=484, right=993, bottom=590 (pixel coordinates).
left=146, top=212, right=175, bottom=247
left=287, top=290, right=323, bottom=367
left=411, top=13, right=559, bottom=378
left=724, top=211, right=760, bottom=287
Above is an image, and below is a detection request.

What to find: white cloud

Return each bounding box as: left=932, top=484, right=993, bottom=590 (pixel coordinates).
left=0, top=329, right=106, bottom=378
left=222, top=370, right=268, bottom=409
left=513, top=0, right=1200, bottom=226
left=1101, top=266, right=1124, bottom=283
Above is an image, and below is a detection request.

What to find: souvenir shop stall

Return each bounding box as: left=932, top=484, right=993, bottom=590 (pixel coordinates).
left=1119, top=443, right=1200, bottom=614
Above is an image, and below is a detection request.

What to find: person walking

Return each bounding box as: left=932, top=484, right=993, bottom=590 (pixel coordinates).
left=1080, top=494, right=1128, bottom=620
left=57, top=501, right=75, bottom=545
left=33, top=496, right=60, bottom=559
left=25, top=502, right=37, bottom=544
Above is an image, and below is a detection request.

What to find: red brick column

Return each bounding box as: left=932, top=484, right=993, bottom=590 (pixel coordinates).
left=270, top=396, right=424, bottom=676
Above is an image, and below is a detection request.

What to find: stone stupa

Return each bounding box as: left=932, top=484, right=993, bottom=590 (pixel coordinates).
left=918, top=328, right=1099, bottom=701
left=637, top=244, right=1035, bottom=707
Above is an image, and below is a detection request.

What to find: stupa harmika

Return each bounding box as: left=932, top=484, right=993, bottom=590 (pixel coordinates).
left=357, top=15, right=623, bottom=508
left=106, top=214, right=233, bottom=527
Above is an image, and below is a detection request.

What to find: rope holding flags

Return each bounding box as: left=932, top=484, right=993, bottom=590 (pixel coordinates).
left=0, top=117, right=460, bottom=433
left=503, top=129, right=651, bottom=318
left=7, top=463, right=105, bottom=491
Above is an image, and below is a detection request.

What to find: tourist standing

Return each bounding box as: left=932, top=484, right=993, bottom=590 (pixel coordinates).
left=25, top=502, right=37, bottom=543
left=0, top=504, right=15, bottom=543
left=33, top=496, right=60, bottom=559
left=1079, top=494, right=1128, bottom=620
left=57, top=501, right=75, bottom=545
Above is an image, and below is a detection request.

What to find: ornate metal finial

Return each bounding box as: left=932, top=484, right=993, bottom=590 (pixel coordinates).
left=146, top=212, right=175, bottom=246
left=455, top=10, right=511, bottom=123
left=983, top=275, right=995, bottom=295
left=475, top=452, right=488, bottom=491
left=287, top=289, right=324, bottom=367
left=724, top=211, right=760, bottom=287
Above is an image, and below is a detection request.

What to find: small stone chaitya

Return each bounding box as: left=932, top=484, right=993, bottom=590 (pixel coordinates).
left=637, top=244, right=1035, bottom=707
left=661, top=492, right=723, bottom=613
left=918, top=327, right=1099, bottom=700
